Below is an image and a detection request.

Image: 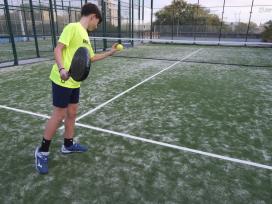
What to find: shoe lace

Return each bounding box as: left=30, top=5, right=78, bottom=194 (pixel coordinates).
left=39, top=153, right=48, bottom=164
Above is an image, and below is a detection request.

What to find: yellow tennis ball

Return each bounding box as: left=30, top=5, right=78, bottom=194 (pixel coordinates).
left=116, top=44, right=124, bottom=51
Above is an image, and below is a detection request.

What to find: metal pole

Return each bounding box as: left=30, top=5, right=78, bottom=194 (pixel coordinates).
left=4, top=0, right=18, bottom=65
left=142, top=0, right=144, bottom=40
left=218, top=0, right=226, bottom=44
left=49, top=0, right=57, bottom=48
left=193, top=0, right=200, bottom=42
left=21, top=0, right=29, bottom=41
left=102, top=0, right=107, bottom=50
left=68, top=1, right=71, bottom=23
left=53, top=0, right=59, bottom=35
left=138, top=0, right=140, bottom=38
left=29, top=0, right=40, bottom=57
left=150, top=0, right=153, bottom=39
left=245, top=0, right=255, bottom=44
left=172, top=0, right=175, bottom=40
left=39, top=0, right=45, bottom=40
left=129, top=0, right=131, bottom=39
left=132, top=0, right=134, bottom=46
left=118, top=0, right=121, bottom=43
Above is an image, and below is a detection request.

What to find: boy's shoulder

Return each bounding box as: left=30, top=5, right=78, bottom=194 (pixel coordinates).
left=64, top=22, right=78, bottom=29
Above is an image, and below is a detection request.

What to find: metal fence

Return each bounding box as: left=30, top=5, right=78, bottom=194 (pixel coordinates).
left=152, top=0, right=272, bottom=44
left=0, top=0, right=151, bottom=66
left=0, top=0, right=271, bottom=66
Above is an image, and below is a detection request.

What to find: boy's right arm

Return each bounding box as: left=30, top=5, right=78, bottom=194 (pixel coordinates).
left=54, top=43, right=69, bottom=81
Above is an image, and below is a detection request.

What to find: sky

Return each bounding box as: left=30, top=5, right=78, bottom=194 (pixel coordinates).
left=153, top=0, right=272, bottom=24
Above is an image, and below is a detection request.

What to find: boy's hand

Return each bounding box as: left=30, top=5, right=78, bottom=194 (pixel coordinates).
left=111, top=43, right=118, bottom=53
left=60, top=68, right=70, bottom=81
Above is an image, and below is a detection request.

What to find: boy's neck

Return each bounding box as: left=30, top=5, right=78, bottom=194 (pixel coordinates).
left=79, top=18, right=88, bottom=30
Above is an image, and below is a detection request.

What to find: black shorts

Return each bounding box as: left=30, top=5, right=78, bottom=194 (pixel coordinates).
left=52, top=82, right=80, bottom=108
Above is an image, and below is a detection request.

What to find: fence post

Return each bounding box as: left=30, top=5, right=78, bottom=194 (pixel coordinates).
left=21, top=0, right=29, bottom=41
left=138, top=0, right=140, bottom=38
left=29, top=0, right=40, bottom=57
left=53, top=0, right=59, bottom=35
left=4, top=0, right=18, bottom=65
left=118, top=0, right=121, bottom=44
left=150, top=0, right=153, bottom=39
left=218, top=0, right=226, bottom=44
left=193, top=0, right=200, bottom=43
left=39, top=0, right=46, bottom=40
left=131, top=0, right=134, bottom=46
left=172, top=0, right=175, bottom=40
left=102, top=0, right=107, bottom=50
left=68, top=1, right=71, bottom=23
left=245, top=0, right=255, bottom=45
left=129, top=0, right=131, bottom=40
left=142, top=0, right=144, bottom=40
left=49, top=0, right=57, bottom=48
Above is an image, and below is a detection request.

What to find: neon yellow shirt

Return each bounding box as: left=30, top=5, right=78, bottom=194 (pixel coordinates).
left=50, top=22, right=95, bottom=88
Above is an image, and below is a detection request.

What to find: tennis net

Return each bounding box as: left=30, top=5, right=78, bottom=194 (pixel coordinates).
left=90, top=37, right=272, bottom=68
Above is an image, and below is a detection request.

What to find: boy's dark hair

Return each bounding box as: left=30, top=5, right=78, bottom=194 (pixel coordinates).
left=81, top=3, right=102, bottom=24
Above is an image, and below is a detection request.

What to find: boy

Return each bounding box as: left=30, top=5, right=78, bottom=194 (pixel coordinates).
left=35, top=3, right=117, bottom=174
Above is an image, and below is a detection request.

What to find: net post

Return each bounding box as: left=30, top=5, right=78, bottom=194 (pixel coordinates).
left=245, top=0, right=255, bottom=46
left=29, top=0, right=40, bottom=58
left=4, top=0, right=18, bottom=65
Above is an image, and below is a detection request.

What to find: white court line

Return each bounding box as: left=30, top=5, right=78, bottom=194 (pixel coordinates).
left=75, top=48, right=203, bottom=122
left=76, top=123, right=272, bottom=171
left=0, top=105, right=50, bottom=119
left=1, top=104, right=271, bottom=171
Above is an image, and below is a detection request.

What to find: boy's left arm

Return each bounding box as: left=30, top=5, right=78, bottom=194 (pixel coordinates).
left=91, top=43, right=118, bottom=62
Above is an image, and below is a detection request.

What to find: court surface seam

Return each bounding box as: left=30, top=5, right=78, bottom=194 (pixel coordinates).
left=1, top=104, right=271, bottom=171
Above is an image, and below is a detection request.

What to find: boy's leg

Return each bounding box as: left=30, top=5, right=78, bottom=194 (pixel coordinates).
left=61, top=104, right=87, bottom=154
left=35, top=107, right=67, bottom=174
left=35, top=82, right=71, bottom=174
left=64, top=103, right=78, bottom=140
left=44, top=106, right=67, bottom=140
left=61, top=103, right=87, bottom=154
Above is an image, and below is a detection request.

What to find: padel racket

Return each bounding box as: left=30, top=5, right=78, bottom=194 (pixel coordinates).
left=61, top=47, right=91, bottom=82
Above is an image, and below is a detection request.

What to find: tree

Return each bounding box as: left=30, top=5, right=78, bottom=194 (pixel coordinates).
left=233, top=22, right=258, bottom=34
left=261, top=20, right=272, bottom=42
left=154, top=0, right=222, bottom=27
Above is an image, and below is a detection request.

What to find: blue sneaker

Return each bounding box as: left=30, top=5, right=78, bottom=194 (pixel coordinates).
left=34, top=147, right=49, bottom=174
left=61, top=143, right=88, bottom=154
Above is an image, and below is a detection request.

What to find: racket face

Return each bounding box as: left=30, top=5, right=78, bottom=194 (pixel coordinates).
left=70, top=47, right=91, bottom=82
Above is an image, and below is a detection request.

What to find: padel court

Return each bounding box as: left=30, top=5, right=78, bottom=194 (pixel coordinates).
left=0, top=44, right=271, bottom=203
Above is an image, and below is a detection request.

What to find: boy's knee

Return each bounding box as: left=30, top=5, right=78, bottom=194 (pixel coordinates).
left=67, top=109, right=77, bottom=119
left=52, top=108, right=66, bottom=121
